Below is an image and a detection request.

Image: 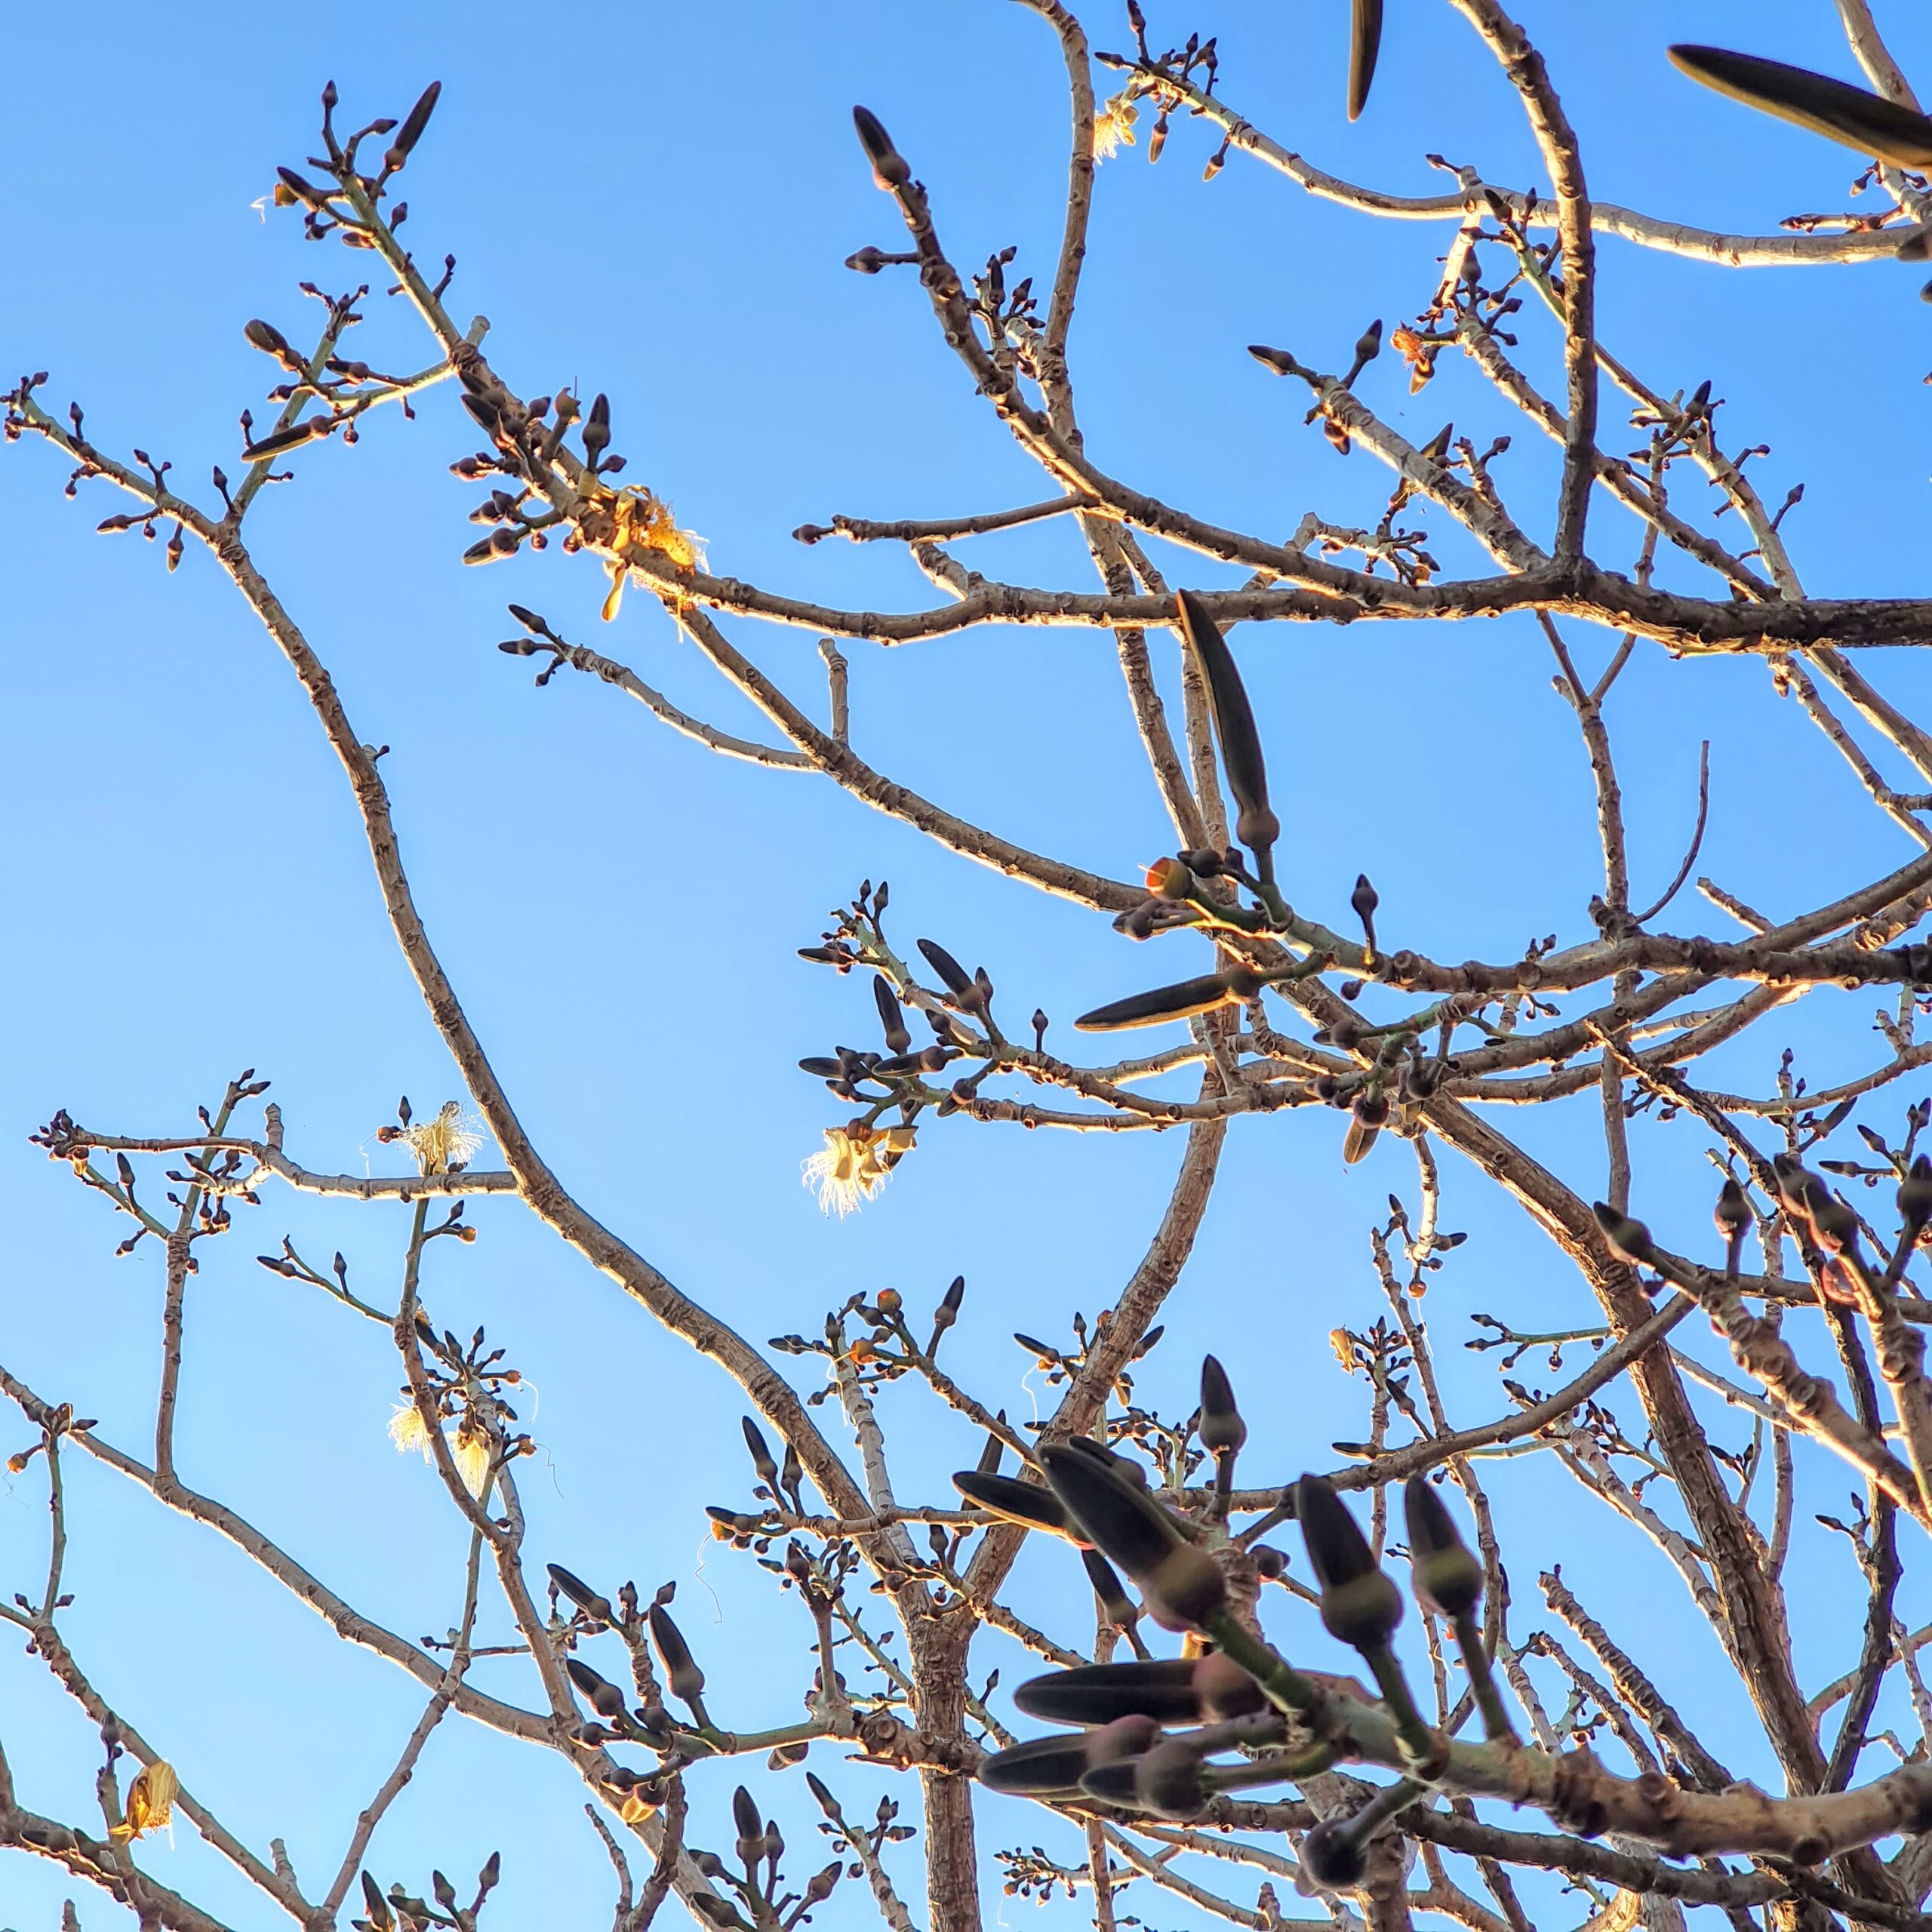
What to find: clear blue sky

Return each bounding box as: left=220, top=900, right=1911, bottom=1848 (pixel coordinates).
left=5, top=2, right=1931, bottom=1926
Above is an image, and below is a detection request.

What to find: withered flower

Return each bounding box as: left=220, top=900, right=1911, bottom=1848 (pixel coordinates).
left=110, top=1759, right=179, bottom=1842
left=599, top=487, right=708, bottom=623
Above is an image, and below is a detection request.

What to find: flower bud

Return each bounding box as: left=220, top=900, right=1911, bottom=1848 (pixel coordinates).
left=952, top=1469, right=1073, bottom=1538
left=1401, top=1475, right=1483, bottom=1617
left=1714, top=1177, right=1751, bottom=1242
left=1900, top=1155, right=1932, bottom=1233
left=1174, top=589, right=1278, bottom=875
left=384, top=80, right=441, bottom=174
left=1075, top=971, right=1245, bottom=1033
left=872, top=976, right=912, bottom=1053
left=1667, top=44, right=1932, bottom=168
left=647, top=1603, right=705, bottom=1704
left=548, top=1562, right=616, bottom=1624
left=1348, top=0, right=1383, bottom=120
left=1192, top=1649, right=1266, bottom=1719
left=1014, top=1657, right=1204, bottom=1725
left=1300, top=1815, right=1367, bottom=1888
left=1135, top=1737, right=1209, bottom=1819
left=851, top=105, right=912, bottom=189
left=1041, top=1446, right=1225, bottom=1631
left=1198, top=1354, right=1246, bottom=1455
left=1592, top=1201, right=1656, bottom=1268
left=565, top=1658, right=627, bottom=1718
left=1296, top=1474, right=1402, bottom=1650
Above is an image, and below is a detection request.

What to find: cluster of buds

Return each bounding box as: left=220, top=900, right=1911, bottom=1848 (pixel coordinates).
left=975, top=1354, right=1515, bottom=1875
left=349, top=1854, right=500, bottom=1932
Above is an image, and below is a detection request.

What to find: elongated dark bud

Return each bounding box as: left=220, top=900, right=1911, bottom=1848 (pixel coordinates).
left=1060, top=1436, right=1150, bottom=1487
left=741, top=1417, right=780, bottom=1491
left=1014, top=1657, right=1204, bottom=1725
left=977, top=1732, right=1096, bottom=1795
left=953, top=1469, right=1075, bottom=1540
left=1174, top=591, right=1280, bottom=884
left=1075, top=965, right=1263, bottom=1033
left=548, top=1562, right=616, bottom=1625
left=647, top=1603, right=709, bottom=1722
left=1198, top=1355, right=1246, bottom=1457
left=581, top=392, right=611, bottom=469
left=980, top=1714, right=1161, bottom=1795
left=1592, top=1201, right=1656, bottom=1269
left=1200, top=1354, right=1244, bottom=1519
left=851, top=105, right=912, bottom=189
left=872, top=976, right=911, bottom=1053
left=732, top=1785, right=764, bottom=1863
left=1900, top=1155, right=1932, bottom=1239
left=384, top=80, right=442, bottom=173
left=1401, top=1476, right=1481, bottom=1618
left=566, top=1657, right=628, bottom=1719
left=1667, top=45, right=1932, bottom=167
left=1348, top=0, right=1383, bottom=121
left=242, top=318, right=297, bottom=364
left=1404, top=1476, right=1515, bottom=1744
left=244, top=417, right=331, bottom=461
left=1295, top=1474, right=1401, bottom=1648
left=916, top=937, right=977, bottom=1003
left=1041, top=1445, right=1226, bottom=1631
left=1081, top=1546, right=1139, bottom=1628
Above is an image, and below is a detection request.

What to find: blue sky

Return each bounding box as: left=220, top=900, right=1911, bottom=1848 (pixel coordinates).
left=5, top=2, right=1932, bottom=1926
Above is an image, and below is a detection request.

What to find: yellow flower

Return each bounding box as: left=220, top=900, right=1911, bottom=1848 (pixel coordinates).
left=402, top=1101, right=483, bottom=1176
left=388, top=1401, right=433, bottom=1460
left=1094, top=91, right=1140, bottom=160
left=452, top=1417, right=494, bottom=1497
left=600, top=486, right=709, bottom=621
left=801, top=1124, right=915, bottom=1217
left=110, top=1759, right=179, bottom=1842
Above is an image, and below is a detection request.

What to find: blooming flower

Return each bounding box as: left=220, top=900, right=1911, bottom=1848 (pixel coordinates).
left=801, top=1123, right=916, bottom=1217
left=452, top=1418, right=494, bottom=1497
left=600, top=486, right=709, bottom=622
left=402, top=1100, right=483, bottom=1176
left=110, top=1759, right=179, bottom=1842
left=1094, top=91, right=1140, bottom=160
left=389, top=1401, right=433, bottom=1460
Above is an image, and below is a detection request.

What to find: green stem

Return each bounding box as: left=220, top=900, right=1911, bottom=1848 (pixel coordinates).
left=1453, top=1610, right=1518, bottom=1746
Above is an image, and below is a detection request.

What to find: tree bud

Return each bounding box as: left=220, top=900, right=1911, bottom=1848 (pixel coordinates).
left=1401, top=1475, right=1483, bottom=1617
left=1296, top=1474, right=1402, bottom=1649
